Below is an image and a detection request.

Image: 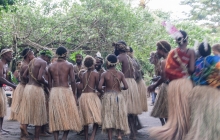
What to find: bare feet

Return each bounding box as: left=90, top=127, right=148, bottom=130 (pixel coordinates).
left=117, top=136, right=122, bottom=140
left=20, top=125, right=29, bottom=137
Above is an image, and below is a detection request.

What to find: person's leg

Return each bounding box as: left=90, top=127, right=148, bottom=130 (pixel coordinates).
left=151, top=92, right=154, bottom=104
left=62, top=130, right=69, bottom=140
left=53, top=131, right=59, bottom=140
left=90, top=123, right=98, bottom=140
left=107, top=129, right=112, bottom=140
left=84, top=125, right=89, bottom=140
left=117, top=129, right=122, bottom=140
left=128, top=114, right=136, bottom=139
left=34, top=126, right=41, bottom=140
left=159, top=118, right=165, bottom=126
left=20, top=124, right=28, bottom=137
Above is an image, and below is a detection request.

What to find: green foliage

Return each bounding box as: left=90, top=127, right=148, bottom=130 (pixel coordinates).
left=0, top=0, right=219, bottom=82
left=181, top=0, right=220, bottom=26
left=69, top=50, right=86, bottom=62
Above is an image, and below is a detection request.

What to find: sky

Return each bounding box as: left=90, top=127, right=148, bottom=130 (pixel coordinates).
left=131, top=0, right=191, bottom=19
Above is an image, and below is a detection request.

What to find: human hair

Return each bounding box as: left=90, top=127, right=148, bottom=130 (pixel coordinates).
left=56, top=46, right=67, bottom=58
left=198, top=42, right=211, bottom=57
left=21, top=48, right=31, bottom=59
left=156, top=40, right=171, bottom=53
left=176, top=30, right=188, bottom=45
left=112, top=40, right=128, bottom=53
left=107, top=54, right=117, bottom=63
left=76, top=53, right=83, bottom=58
left=212, top=44, right=220, bottom=53
left=129, top=47, right=133, bottom=53
left=83, top=55, right=95, bottom=68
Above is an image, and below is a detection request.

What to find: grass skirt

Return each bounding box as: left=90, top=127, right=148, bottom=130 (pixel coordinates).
left=121, top=78, right=142, bottom=115
left=0, top=87, right=7, bottom=117
left=79, top=92, right=102, bottom=126
left=149, top=78, right=193, bottom=140
left=17, top=85, right=47, bottom=126
left=137, top=79, right=148, bottom=112
left=11, top=84, right=25, bottom=113
left=151, top=83, right=168, bottom=118
left=49, top=87, right=82, bottom=132
left=101, top=92, right=130, bottom=134
left=185, top=86, right=220, bottom=140
left=9, top=111, right=17, bottom=121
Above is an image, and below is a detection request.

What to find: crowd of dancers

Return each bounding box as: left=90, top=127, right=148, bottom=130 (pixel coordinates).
left=0, top=27, right=220, bottom=140
left=0, top=41, right=148, bottom=140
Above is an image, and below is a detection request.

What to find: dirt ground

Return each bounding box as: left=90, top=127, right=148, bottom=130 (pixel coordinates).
left=1, top=98, right=160, bottom=140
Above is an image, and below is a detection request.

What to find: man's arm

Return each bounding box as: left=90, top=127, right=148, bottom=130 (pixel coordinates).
left=148, top=60, right=166, bottom=92
left=188, top=49, right=196, bottom=75
left=0, top=63, right=16, bottom=89
left=98, top=73, right=105, bottom=95
left=69, top=64, right=77, bottom=102
left=37, top=61, right=48, bottom=86
left=48, top=67, right=52, bottom=90
left=121, top=72, right=128, bottom=90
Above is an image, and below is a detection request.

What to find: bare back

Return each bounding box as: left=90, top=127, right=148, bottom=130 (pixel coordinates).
left=103, top=70, right=125, bottom=92
left=117, top=53, right=135, bottom=78
left=48, top=60, right=74, bottom=88
left=19, top=62, right=29, bottom=85
left=81, top=70, right=99, bottom=93
left=27, top=58, right=47, bottom=86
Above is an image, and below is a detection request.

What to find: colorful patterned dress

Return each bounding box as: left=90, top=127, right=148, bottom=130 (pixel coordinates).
left=191, top=55, right=220, bottom=87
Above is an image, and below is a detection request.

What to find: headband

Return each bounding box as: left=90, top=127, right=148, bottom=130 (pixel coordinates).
left=56, top=52, right=67, bottom=58
left=105, top=55, right=118, bottom=66
left=0, top=49, right=13, bottom=56
left=22, top=49, right=31, bottom=58
left=158, top=42, right=168, bottom=52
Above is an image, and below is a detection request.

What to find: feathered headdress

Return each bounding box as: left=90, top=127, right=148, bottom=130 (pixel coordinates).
left=162, top=21, right=183, bottom=39
left=203, top=38, right=208, bottom=51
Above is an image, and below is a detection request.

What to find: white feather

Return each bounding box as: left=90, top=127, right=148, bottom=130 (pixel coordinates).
left=193, top=40, right=199, bottom=51
left=203, top=38, right=208, bottom=51
left=96, top=51, right=101, bottom=57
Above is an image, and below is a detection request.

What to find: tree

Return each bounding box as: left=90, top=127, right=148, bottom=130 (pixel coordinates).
left=181, top=0, right=220, bottom=26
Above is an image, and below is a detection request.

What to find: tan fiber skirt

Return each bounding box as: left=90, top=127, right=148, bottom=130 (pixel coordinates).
left=102, top=92, right=130, bottom=134
left=121, top=78, right=142, bottom=115
left=149, top=78, right=193, bottom=140
left=79, top=92, right=102, bottom=126
left=49, top=87, right=82, bottom=132
left=137, top=79, right=148, bottom=112
left=0, top=87, right=7, bottom=117
left=185, top=86, right=220, bottom=140
left=17, top=85, right=47, bottom=126
left=11, top=84, right=25, bottom=113
left=151, top=83, right=168, bottom=118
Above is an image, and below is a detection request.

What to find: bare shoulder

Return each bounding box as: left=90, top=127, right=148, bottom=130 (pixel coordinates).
left=117, top=70, right=124, bottom=76
left=188, top=48, right=195, bottom=55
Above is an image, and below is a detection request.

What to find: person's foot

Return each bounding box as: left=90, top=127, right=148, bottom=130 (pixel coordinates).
left=77, top=130, right=84, bottom=136
left=20, top=126, right=29, bottom=137
left=40, top=132, right=51, bottom=137
left=0, top=130, right=8, bottom=135
left=117, top=136, right=122, bottom=140
left=150, top=103, right=154, bottom=106
left=1, top=129, right=9, bottom=133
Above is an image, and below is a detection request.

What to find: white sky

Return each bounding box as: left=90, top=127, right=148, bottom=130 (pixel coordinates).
left=131, top=0, right=191, bottom=19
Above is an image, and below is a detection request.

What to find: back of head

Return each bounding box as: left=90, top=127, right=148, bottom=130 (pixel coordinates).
left=198, top=42, right=211, bottom=57
left=40, top=49, right=53, bottom=58
left=156, top=40, right=171, bottom=53
left=212, top=44, right=220, bottom=53
left=21, top=48, right=31, bottom=59
left=106, top=54, right=118, bottom=67
left=56, top=46, right=67, bottom=58
left=112, top=40, right=129, bottom=55
left=83, top=55, right=95, bottom=69
left=176, top=30, right=188, bottom=45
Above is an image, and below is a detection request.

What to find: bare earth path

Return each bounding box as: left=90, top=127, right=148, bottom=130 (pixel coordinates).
left=1, top=98, right=160, bottom=140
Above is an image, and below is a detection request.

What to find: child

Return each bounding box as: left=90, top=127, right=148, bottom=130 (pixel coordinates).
left=98, top=54, right=130, bottom=140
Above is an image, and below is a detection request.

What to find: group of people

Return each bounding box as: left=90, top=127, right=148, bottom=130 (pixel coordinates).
left=147, top=30, right=220, bottom=140
left=0, top=41, right=149, bottom=140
